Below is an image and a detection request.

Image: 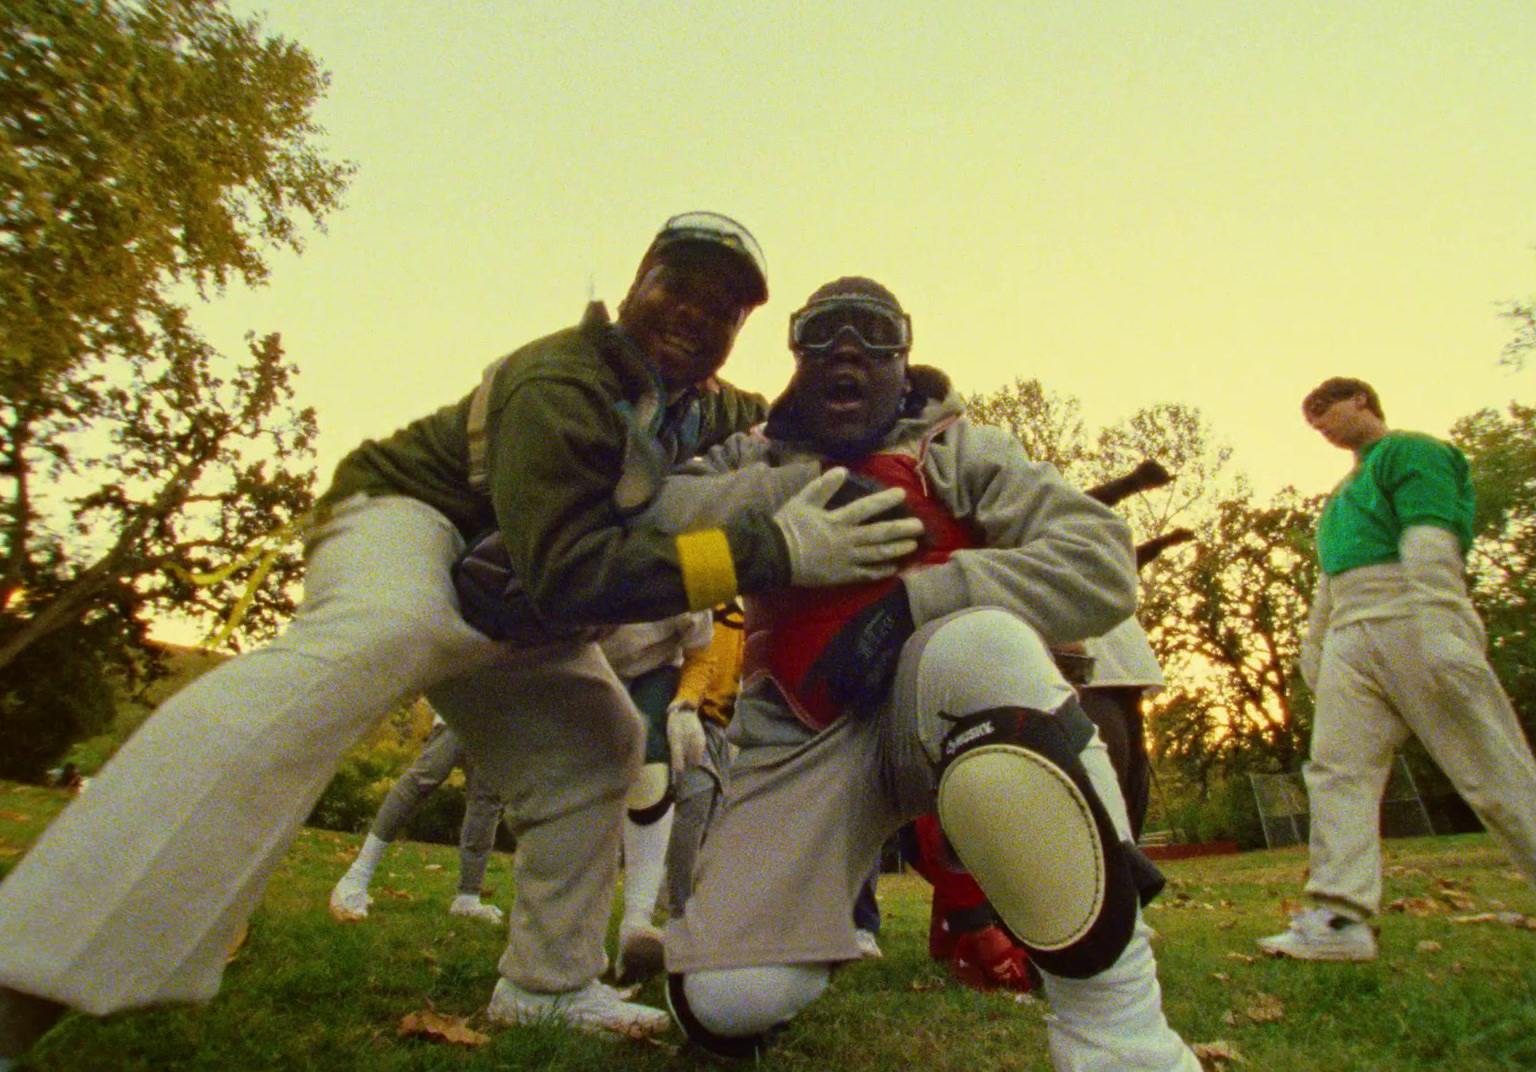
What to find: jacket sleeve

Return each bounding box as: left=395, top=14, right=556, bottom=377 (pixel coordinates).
left=903, top=421, right=1138, bottom=646
left=485, top=375, right=789, bottom=625
left=642, top=432, right=818, bottom=533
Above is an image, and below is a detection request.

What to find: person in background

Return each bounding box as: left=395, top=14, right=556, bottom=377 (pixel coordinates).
left=662, top=601, right=747, bottom=920
left=330, top=713, right=508, bottom=925
left=1259, top=376, right=1536, bottom=961
left=596, top=610, right=715, bottom=982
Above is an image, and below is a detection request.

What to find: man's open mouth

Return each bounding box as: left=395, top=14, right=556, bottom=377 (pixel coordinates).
left=822, top=374, right=865, bottom=409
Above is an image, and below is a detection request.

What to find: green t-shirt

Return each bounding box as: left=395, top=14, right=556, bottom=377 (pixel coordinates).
left=1316, top=431, right=1474, bottom=576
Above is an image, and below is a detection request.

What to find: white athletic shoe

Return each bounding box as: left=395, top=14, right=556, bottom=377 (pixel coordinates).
left=449, top=894, right=505, bottom=925
left=1258, top=906, right=1377, bottom=961
left=329, top=878, right=371, bottom=921
left=486, top=978, right=671, bottom=1038
left=616, top=921, right=665, bottom=983
left=853, top=929, right=884, bottom=959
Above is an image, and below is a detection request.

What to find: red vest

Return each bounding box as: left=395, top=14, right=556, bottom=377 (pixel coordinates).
left=744, top=436, right=980, bottom=730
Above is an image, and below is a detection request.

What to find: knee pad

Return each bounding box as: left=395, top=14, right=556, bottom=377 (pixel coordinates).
left=934, top=704, right=1149, bottom=979
left=625, top=762, right=672, bottom=820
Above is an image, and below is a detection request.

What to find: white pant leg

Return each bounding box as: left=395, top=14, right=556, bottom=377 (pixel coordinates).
left=1041, top=920, right=1201, bottom=1072
left=0, top=496, right=499, bottom=1014
left=1303, top=622, right=1409, bottom=916
left=427, top=643, right=644, bottom=992
left=1370, top=614, right=1536, bottom=891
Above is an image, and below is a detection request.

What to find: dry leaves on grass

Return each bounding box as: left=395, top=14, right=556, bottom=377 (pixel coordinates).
left=1450, top=911, right=1536, bottom=929
left=1221, top=992, right=1284, bottom=1027
left=1385, top=896, right=1441, bottom=917
left=398, top=1008, right=490, bottom=1047
left=1430, top=877, right=1478, bottom=911
left=378, top=887, right=414, bottom=901
left=1193, top=1039, right=1246, bottom=1066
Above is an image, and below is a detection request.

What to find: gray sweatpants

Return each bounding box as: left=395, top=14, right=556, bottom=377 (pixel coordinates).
left=370, top=722, right=506, bottom=896
left=0, top=494, right=642, bottom=1014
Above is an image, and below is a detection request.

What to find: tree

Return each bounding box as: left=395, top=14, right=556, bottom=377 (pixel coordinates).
left=1143, top=488, right=1321, bottom=785
left=1, top=0, right=353, bottom=776
left=1498, top=300, right=1535, bottom=371
left=1451, top=402, right=1536, bottom=748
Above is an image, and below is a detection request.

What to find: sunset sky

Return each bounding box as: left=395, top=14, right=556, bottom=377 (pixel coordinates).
left=208, top=0, right=1536, bottom=501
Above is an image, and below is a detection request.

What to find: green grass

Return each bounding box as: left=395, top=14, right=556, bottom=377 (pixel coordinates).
left=3, top=780, right=1534, bottom=1070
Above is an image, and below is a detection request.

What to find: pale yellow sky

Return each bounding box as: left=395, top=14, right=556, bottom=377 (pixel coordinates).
left=208, top=0, right=1536, bottom=500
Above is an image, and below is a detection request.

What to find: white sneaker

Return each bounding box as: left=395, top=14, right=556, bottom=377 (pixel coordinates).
left=449, top=894, right=505, bottom=925
left=486, top=977, right=671, bottom=1038
left=617, top=921, right=665, bottom=983
left=329, top=878, right=371, bottom=921
left=853, top=929, right=884, bottom=959
left=1258, top=906, right=1377, bottom=961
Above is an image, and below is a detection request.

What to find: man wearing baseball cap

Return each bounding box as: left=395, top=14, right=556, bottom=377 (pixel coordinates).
left=0, top=215, right=922, bottom=1060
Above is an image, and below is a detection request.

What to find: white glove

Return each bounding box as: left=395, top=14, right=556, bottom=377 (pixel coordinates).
left=666, top=701, right=707, bottom=778
left=771, top=468, right=923, bottom=588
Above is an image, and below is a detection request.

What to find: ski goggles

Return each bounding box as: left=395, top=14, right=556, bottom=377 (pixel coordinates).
left=788, top=297, right=912, bottom=355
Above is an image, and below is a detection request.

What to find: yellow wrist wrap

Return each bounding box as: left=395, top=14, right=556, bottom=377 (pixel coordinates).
left=675, top=529, right=738, bottom=611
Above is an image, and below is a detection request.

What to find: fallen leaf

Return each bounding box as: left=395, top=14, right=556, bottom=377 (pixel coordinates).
left=398, top=1009, right=489, bottom=1047
left=1450, top=911, right=1536, bottom=928
left=1416, top=940, right=1442, bottom=954
left=1192, top=1039, right=1245, bottom=1065
left=1210, top=972, right=1231, bottom=982
left=1245, top=993, right=1284, bottom=1023
left=1430, top=878, right=1478, bottom=911
left=424, top=863, right=444, bottom=872
left=225, top=922, right=249, bottom=963
left=0, top=811, right=31, bottom=822
left=1224, top=952, right=1257, bottom=964
left=1385, top=896, right=1440, bottom=917
left=379, top=887, right=414, bottom=901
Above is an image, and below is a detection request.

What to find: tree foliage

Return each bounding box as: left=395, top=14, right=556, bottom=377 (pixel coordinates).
left=1, top=0, right=353, bottom=775
left=1452, top=402, right=1536, bottom=747
left=1143, top=488, right=1321, bottom=784
left=1497, top=300, right=1535, bottom=371
left=968, top=378, right=1324, bottom=788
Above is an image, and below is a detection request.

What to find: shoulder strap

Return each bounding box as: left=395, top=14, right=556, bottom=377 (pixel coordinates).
left=465, top=355, right=509, bottom=493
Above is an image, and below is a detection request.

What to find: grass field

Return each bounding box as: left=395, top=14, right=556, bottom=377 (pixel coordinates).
left=2, top=779, right=1534, bottom=1071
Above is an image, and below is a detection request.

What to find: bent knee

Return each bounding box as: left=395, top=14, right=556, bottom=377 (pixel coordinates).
left=674, top=964, right=829, bottom=1039
left=907, top=608, right=1075, bottom=715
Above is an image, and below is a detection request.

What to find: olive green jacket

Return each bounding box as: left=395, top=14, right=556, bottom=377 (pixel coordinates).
left=320, top=302, right=785, bottom=628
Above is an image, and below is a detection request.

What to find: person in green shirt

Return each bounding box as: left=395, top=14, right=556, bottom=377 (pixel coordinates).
left=1259, top=377, right=1536, bottom=962
left=0, top=213, right=923, bottom=1061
